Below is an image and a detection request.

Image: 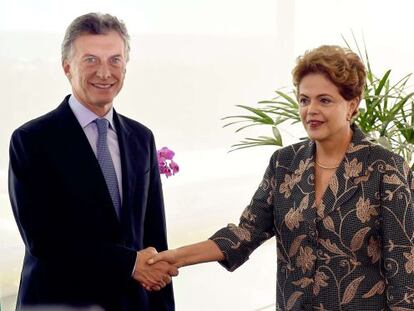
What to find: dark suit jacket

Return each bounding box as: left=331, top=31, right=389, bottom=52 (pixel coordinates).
left=211, top=125, right=414, bottom=311
left=9, top=95, right=174, bottom=311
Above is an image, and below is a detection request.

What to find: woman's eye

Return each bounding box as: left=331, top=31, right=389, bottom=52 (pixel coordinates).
left=320, top=98, right=331, bottom=104
left=299, top=98, right=309, bottom=106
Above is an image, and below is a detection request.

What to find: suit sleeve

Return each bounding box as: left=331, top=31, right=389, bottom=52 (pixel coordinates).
left=381, top=156, right=414, bottom=309
left=9, top=128, right=137, bottom=284
left=143, top=132, right=175, bottom=310
left=209, top=151, right=277, bottom=272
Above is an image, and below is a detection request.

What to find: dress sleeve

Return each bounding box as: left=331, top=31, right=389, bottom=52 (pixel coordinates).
left=381, top=156, right=414, bottom=309
left=209, top=151, right=277, bottom=271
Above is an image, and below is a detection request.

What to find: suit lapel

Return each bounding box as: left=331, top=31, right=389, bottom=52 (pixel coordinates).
left=113, top=111, right=149, bottom=230
left=286, top=140, right=318, bottom=223
left=319, top=126, right=372, bottom=218
left=54, top=98, right=121, bottom=228
left=113, top=112, right=136, bottom=220
left=286, top=126, right=373, bottom=223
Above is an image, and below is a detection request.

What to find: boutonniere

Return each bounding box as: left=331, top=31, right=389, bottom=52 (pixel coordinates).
left=157, top=147, right=179, bottom=178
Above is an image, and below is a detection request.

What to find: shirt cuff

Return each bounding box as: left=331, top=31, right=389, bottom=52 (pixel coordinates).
left=131, top=252, right=138, bottom=276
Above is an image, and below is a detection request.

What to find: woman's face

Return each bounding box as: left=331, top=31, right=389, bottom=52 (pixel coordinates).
left=298, top=73, right=358, bottom=143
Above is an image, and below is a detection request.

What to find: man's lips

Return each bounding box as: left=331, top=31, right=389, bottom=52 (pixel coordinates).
left=91, top=82, right=116, bottom=89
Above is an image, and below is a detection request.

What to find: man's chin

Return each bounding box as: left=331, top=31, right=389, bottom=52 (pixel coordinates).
left=91, top=95, right=116, bottom=107
left=93, top=89, right=121, bottom=102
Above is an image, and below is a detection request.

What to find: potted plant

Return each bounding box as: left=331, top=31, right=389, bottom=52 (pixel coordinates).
left=223, top=36, right=414, bottom=170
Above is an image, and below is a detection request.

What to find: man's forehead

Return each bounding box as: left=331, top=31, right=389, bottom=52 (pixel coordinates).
left=73, top=31, right=125, bottom=55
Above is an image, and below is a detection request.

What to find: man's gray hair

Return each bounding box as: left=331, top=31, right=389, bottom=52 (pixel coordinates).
left=61, top=12, right=130, bottom=63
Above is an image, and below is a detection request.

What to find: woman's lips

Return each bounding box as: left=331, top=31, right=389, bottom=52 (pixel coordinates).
left=307, top=120, right=324, bottom=128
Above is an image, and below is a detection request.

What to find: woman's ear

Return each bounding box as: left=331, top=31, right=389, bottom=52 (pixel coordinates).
left=349, top=97, right=360, bottom=119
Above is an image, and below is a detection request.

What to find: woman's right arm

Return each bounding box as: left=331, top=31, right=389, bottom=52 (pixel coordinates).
left=148, top=240, right=225, bottom=268
left=144, top=240, right=224, bottom=290
left=146, top=151, right=279, bottom=290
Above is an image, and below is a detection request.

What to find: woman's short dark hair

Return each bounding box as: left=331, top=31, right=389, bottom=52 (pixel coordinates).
left=292, top=45, right=366, bottom=103
left=61, top=12, right=130, bottom=63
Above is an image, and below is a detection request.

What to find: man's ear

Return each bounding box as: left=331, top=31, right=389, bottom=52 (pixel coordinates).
left=63, top=59, right=71, bottom=80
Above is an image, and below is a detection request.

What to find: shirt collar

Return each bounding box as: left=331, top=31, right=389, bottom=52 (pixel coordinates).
left=68, top=95, right=116, bottom=131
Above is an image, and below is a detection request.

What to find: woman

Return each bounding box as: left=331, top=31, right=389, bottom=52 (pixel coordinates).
left=148, top=45, right=414, bottom=310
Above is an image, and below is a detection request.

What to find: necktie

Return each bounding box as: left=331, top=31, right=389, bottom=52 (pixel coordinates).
left=94, top=118, right=121, bottom=220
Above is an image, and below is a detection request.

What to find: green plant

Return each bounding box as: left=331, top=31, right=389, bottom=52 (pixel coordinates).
left=223, top=36, right=414, bottom=170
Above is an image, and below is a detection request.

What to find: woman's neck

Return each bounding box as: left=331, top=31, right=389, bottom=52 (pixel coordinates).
left=315, top=126, right=353, bottom=165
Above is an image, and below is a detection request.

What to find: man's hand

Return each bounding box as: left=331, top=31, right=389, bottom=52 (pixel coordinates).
left=132, top=247, right=178, bottom=291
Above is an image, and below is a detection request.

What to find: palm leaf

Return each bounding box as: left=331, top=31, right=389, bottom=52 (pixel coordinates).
left=222, top=34, right=414, bottom=169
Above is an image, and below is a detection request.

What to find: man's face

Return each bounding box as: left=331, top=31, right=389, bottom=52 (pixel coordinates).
left=63, top=31, right=127, bottom=114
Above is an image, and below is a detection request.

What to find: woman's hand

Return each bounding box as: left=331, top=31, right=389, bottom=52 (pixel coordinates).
left=144, top=241, right=224, bottom=291
left=148, top=240, right=224, bottom=269
left=148, top=249, right=182, bottom=267
left=142, top=249, right=182, bottom=291
left=134, top=247, right=179, bottom=292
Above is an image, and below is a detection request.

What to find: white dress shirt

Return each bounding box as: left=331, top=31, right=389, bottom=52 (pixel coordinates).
left=68, top=95, right=123, bottom=202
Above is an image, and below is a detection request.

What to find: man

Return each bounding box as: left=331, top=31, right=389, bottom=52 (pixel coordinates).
left=9, top=13, right=176, bottom=311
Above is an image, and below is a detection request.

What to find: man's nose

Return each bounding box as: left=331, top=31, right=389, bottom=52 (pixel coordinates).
left=96, top=63, right=111, bottom=80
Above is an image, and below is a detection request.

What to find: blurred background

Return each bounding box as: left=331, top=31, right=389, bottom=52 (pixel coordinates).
left=1, top=0, right=413, bottom=310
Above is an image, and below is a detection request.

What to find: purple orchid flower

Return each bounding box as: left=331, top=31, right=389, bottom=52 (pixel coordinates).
left=169, top=160, right=179, bottom=174
left=157, top=147, right=175, bottom=160
left=157, top=147, right=179, bottom=178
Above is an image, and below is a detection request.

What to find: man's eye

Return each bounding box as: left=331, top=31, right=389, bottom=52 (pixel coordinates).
left=111, top=57, right=124, bottom=66
left=85, top=57, right=97, bottom=64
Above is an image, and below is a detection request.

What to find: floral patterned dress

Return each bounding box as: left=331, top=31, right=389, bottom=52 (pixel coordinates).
left=210, top=125, right=414, bottom=311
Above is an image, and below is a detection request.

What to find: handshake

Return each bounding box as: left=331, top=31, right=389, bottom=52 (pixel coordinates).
left=132, top=241, right=223, bottom=291
left=132, top=247, right=179, bottom=292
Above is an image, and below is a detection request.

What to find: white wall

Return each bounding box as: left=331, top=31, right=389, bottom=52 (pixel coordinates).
left=1, top=0, right=414, bottom=310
